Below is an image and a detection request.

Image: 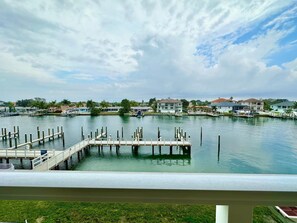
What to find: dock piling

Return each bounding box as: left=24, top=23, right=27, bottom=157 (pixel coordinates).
left=8, top=132, right=12, bottom=147
left=200, top=127, right=203, bottom=146
left=218, top=135, right=221, bottom=161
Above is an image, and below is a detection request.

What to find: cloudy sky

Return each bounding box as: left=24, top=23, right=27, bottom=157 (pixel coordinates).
left=0, top=0, right=297, bottom=102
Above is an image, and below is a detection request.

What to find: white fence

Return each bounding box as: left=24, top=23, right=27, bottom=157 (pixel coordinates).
left=0, top=171, right=296, bottom=223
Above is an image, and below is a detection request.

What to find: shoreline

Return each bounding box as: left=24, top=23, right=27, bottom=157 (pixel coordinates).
left=2, top=112, right=296, bottom=120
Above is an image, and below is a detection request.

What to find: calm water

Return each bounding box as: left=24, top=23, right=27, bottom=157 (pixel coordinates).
left=1, top=115, right=297, bottom=174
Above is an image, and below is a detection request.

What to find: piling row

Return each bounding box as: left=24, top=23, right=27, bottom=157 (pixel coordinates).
left=0, top=126, right=20, bottom=141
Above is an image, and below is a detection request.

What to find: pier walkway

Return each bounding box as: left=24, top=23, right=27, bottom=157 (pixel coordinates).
left=32, top=138, right=191, bottom=171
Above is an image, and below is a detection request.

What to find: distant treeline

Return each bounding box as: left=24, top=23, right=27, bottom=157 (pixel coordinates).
left=1, top=97, right=296, bottom=113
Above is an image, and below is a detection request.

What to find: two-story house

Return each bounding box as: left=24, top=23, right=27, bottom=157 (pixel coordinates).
left=240, top=98, right=264, bottom=112
left=157, top=99, right=182, bottom=114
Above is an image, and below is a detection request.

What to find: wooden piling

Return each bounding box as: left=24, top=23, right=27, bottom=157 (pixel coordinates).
left=90, top=131, right=93, bottom=138
left=62, top=132, right=65, bottom=148
left=14, top=137, right=17, bottom=149
left=17, top=126, right=20, bottom=137
left=57, top=126, right=60, bottom=138
left=52, top=129, right=54, bottom=140
left=152, top=145, right=154, bottom=156
left=117, top=130, right=119, bottom=140
left=200, top=127, right=203, bottom=146
left=8, top=132, right=12, bottom=147
left=157, top=127, right=160, bottom=139
left=25, top=134, right=27, bottom=143
left=37, top=127, right=40, bottom=144
left=48, top=129, right=51, bottom=141
left=42, top=131, right=45, bottom=145
left=4, top=128, right=7, bottom=140
left=81, top=127, right=84, bottom=140
left=121, top=127, right=123, bottom=139
left=218, top=134, right=221, bottom=160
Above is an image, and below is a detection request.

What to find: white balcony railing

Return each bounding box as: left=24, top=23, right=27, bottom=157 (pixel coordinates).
left=1, top=171, right=297, bottom=223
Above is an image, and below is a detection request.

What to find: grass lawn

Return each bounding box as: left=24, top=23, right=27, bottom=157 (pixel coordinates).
left=0, top=201, right=286, bottom=223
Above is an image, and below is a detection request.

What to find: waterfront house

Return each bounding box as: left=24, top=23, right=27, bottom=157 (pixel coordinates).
left=101, top=106, right=121, bottom=112
left=271, top=101, right=295, bottom=113
left=157, top=99, right=182, bottom=114
left=131, top=106, right=153, bottom=113
left=240, top=98, right=264, bottom=112
left=62, top=107, right=90, bottom=115
left=210, top=102, right=246, bottom=113
left=15, top=106, right=37, bottom=114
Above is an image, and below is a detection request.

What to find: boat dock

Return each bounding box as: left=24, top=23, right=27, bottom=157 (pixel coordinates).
left=32, top=137, right=191, bottom=171
left=1, top=126, right=192, bottom=171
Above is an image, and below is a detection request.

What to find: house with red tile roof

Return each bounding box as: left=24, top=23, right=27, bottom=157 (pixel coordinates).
left=211, top=98, right=233, bottom=103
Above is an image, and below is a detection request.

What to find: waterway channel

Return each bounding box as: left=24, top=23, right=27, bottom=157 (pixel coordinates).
left=1, top=115, right=296, bottom=174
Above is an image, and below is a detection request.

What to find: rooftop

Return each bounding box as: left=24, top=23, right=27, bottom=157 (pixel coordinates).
left=211, top=102, right=246, bottom=107
left=157, top=99, right=181, bottom=103
left=242, top=98, right=262, bottom=103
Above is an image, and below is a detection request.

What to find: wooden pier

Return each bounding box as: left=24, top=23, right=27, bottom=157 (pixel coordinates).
left=32, top=137, right=191, bottom=171
left=1, top=126, right=192, bottom=171
left=1, top=126, right=64, bottom=150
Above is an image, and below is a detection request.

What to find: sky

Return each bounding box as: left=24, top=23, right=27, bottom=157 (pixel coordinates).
left=0, top=0, right=297, bottom=102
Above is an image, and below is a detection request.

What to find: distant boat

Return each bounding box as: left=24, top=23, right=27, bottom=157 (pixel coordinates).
left=206, top=113, right=219, bottom=117
left=61, top=110, right=76, bottom=117
left=174, top=113, right=183, bottom=117
left=135, top=110, right=144, bottom=118
left=1, top=112, right=19, bottom=117
left=235, top=114, right=254, bottom=118
left=29, top=112, right=44, bottom=117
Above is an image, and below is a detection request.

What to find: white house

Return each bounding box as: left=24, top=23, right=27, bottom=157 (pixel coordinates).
left=240, top=98, right=264, bottom=111
left=101, top=107, right=121, bottom=112
left=157, top=99, right=182, bottom=114
left=271, top=101, right=295, bottom=113
left=210, top=102, right=246, bottom=113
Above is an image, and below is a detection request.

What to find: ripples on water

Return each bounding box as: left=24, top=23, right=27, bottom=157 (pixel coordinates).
left=1, top=116, right=296, bottom=174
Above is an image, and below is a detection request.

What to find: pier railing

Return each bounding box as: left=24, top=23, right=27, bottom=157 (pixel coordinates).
left=0, top=171, right=296, bottom=223
left=32, top=140, right=89, bottom=170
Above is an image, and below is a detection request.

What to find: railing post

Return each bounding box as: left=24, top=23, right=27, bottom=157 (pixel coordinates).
left=216, top=205, right=228, bottom=223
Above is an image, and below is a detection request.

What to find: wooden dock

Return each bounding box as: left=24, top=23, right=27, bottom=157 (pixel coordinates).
left=6, top=132, right=63, bottom=150
left=1, top=126, right=192, bottom=171
left=32, top=138, right=192, bottom=171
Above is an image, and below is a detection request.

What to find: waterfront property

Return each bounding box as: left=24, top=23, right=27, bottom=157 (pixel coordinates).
left=271, top=101, right=295, bottom=113
left=239, top=98, right=264, bottom=112
left=61, top=107, right=90, bottom=115
left=157, top=98, right=182, bottom=114
left=210, top=102, right=246, bottom=113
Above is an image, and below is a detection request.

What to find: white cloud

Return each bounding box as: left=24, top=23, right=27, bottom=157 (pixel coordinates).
left=0, top=0, right=296, bottom=101
left=68, top=73, right=95, bottom=81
